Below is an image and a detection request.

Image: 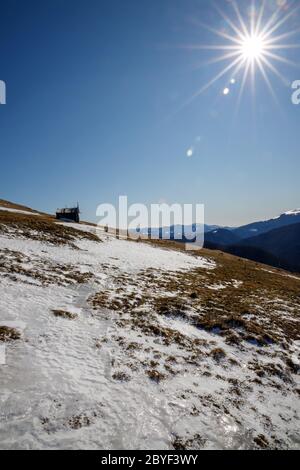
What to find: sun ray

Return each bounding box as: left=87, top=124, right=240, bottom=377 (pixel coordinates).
left=213, top=2, right=245, bottom=40
left=259, top=5, right=282, bottom=37
left=265, top=28, right=300, bottom=45
left=264, top=50, right=299, bottom=67
left=231, top=1, right=250, bottom=38
left=265, top=44, right=300, bottom=50
left=205, top=50, right=242, bottom=65
left=235, top=59, right=251, bottom=117
left=188, top=17, right=241, bottom=45
left=250, top=0, right=256, bottom=37
left=191, top=50, right=242, bottom=70
left=262, top=5, right=300, bottom=40
left=256, top=58, right=279, bottom=104
left=255, top=0, right=266, bottom=37
left=250, top=57, right=256, bottom=98
left=177, top=44, right=241, bottom=51
left=259, top=55, right=290, bottom=85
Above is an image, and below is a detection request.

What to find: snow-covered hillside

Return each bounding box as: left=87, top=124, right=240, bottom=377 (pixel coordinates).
left=0, top=209, right=299, bottom=450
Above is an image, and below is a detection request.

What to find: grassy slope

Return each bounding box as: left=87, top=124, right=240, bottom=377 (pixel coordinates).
left=0, top=202, right=299, bottom=449
left=0, top=199, right=47, bottom=215
left=1, top=201, right=299, bottom=347
left=99, top=238, right=300, bottom=349
left=0, top=209, right=98, bottom=247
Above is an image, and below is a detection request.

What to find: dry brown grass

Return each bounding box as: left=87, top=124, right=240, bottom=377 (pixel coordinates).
left=210, top=347, right=226, bottom=361
left=154, top=296, right=189, bottom=321
left=90, top=289, right=151, bottom=312
left=112, top=371, right=131, bottom=382
left=0, top=199, right=45, bottom=215
left=0, top=211, right=99, bottom=246
left=146, top=369, right=166, bottom=383
left=51, top=309, right=77, bottom=320
left=117, top=313, right=206, bottom=353
left=67, top=415, right=92, bottom=429
left=0, top=326, right=21, bottom=341
left=172, top=433, right=206, bottom=450
left=90, top=239, right=299, bottom=358
left=0, top=248, right=94, bottom=286
left=254, top=434, right=269, bottom=449
left=146, top=247, right=300, bottom=346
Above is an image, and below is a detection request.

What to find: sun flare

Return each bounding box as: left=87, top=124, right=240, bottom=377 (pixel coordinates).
left=240, top=34, right=266, bottom=60
left=182, top=1, right=300, bottom=107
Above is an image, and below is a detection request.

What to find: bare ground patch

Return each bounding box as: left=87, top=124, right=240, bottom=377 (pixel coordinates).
left=51, top=310, right=78, bottom=320
left=0, top=326, right=21, bottom=341
left=0, top=248, right=95, bottom=286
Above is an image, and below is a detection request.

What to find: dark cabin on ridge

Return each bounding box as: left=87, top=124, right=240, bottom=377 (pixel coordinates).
left=56, top=204, right=80, bottom=223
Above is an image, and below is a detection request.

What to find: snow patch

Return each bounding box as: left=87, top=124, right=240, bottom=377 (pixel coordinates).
left=0, top=207, right=40, bottom=216
left=0, top=225, right=298, bottom=450
left=283, top=209, right=300, bottom=216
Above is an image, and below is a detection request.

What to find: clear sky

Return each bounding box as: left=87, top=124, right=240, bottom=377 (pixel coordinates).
left=0, top=0, right=299, bottom=226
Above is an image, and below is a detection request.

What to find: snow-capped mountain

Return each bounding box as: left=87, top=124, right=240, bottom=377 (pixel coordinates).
left=231, top=209, right=300, bottom=240
left=282, top=209, right=300, bottom=216
left=140, top=209, right=300, bottom=245
left=203, top=210, right=300, bottom=272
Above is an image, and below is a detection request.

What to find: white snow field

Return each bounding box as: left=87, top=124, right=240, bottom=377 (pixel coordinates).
left=0, top=206, right=41, bottom=216
left=0, top=217, right=299, bottom=450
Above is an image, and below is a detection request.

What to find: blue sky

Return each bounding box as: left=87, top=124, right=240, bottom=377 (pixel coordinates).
left=0, top=0, right=299, bottom=226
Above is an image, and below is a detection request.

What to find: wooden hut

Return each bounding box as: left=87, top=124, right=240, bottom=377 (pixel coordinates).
left=56, top=204, right=80, bottom=223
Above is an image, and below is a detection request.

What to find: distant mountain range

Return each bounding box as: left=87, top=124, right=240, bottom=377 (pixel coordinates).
left=142, top=209, right=300, bottom=273
left=138, top=223, right=219, bottom=238
left=237, top=209, right=300, bottom=236
left=205, top=209, right=300, bottom=273
left=226, top=223, right=300, bottom=273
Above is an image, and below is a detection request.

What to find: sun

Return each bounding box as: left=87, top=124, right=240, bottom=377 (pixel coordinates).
left=181, top=1, right=300, bottom=106
left=240, top=34, right=266, bottom=61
